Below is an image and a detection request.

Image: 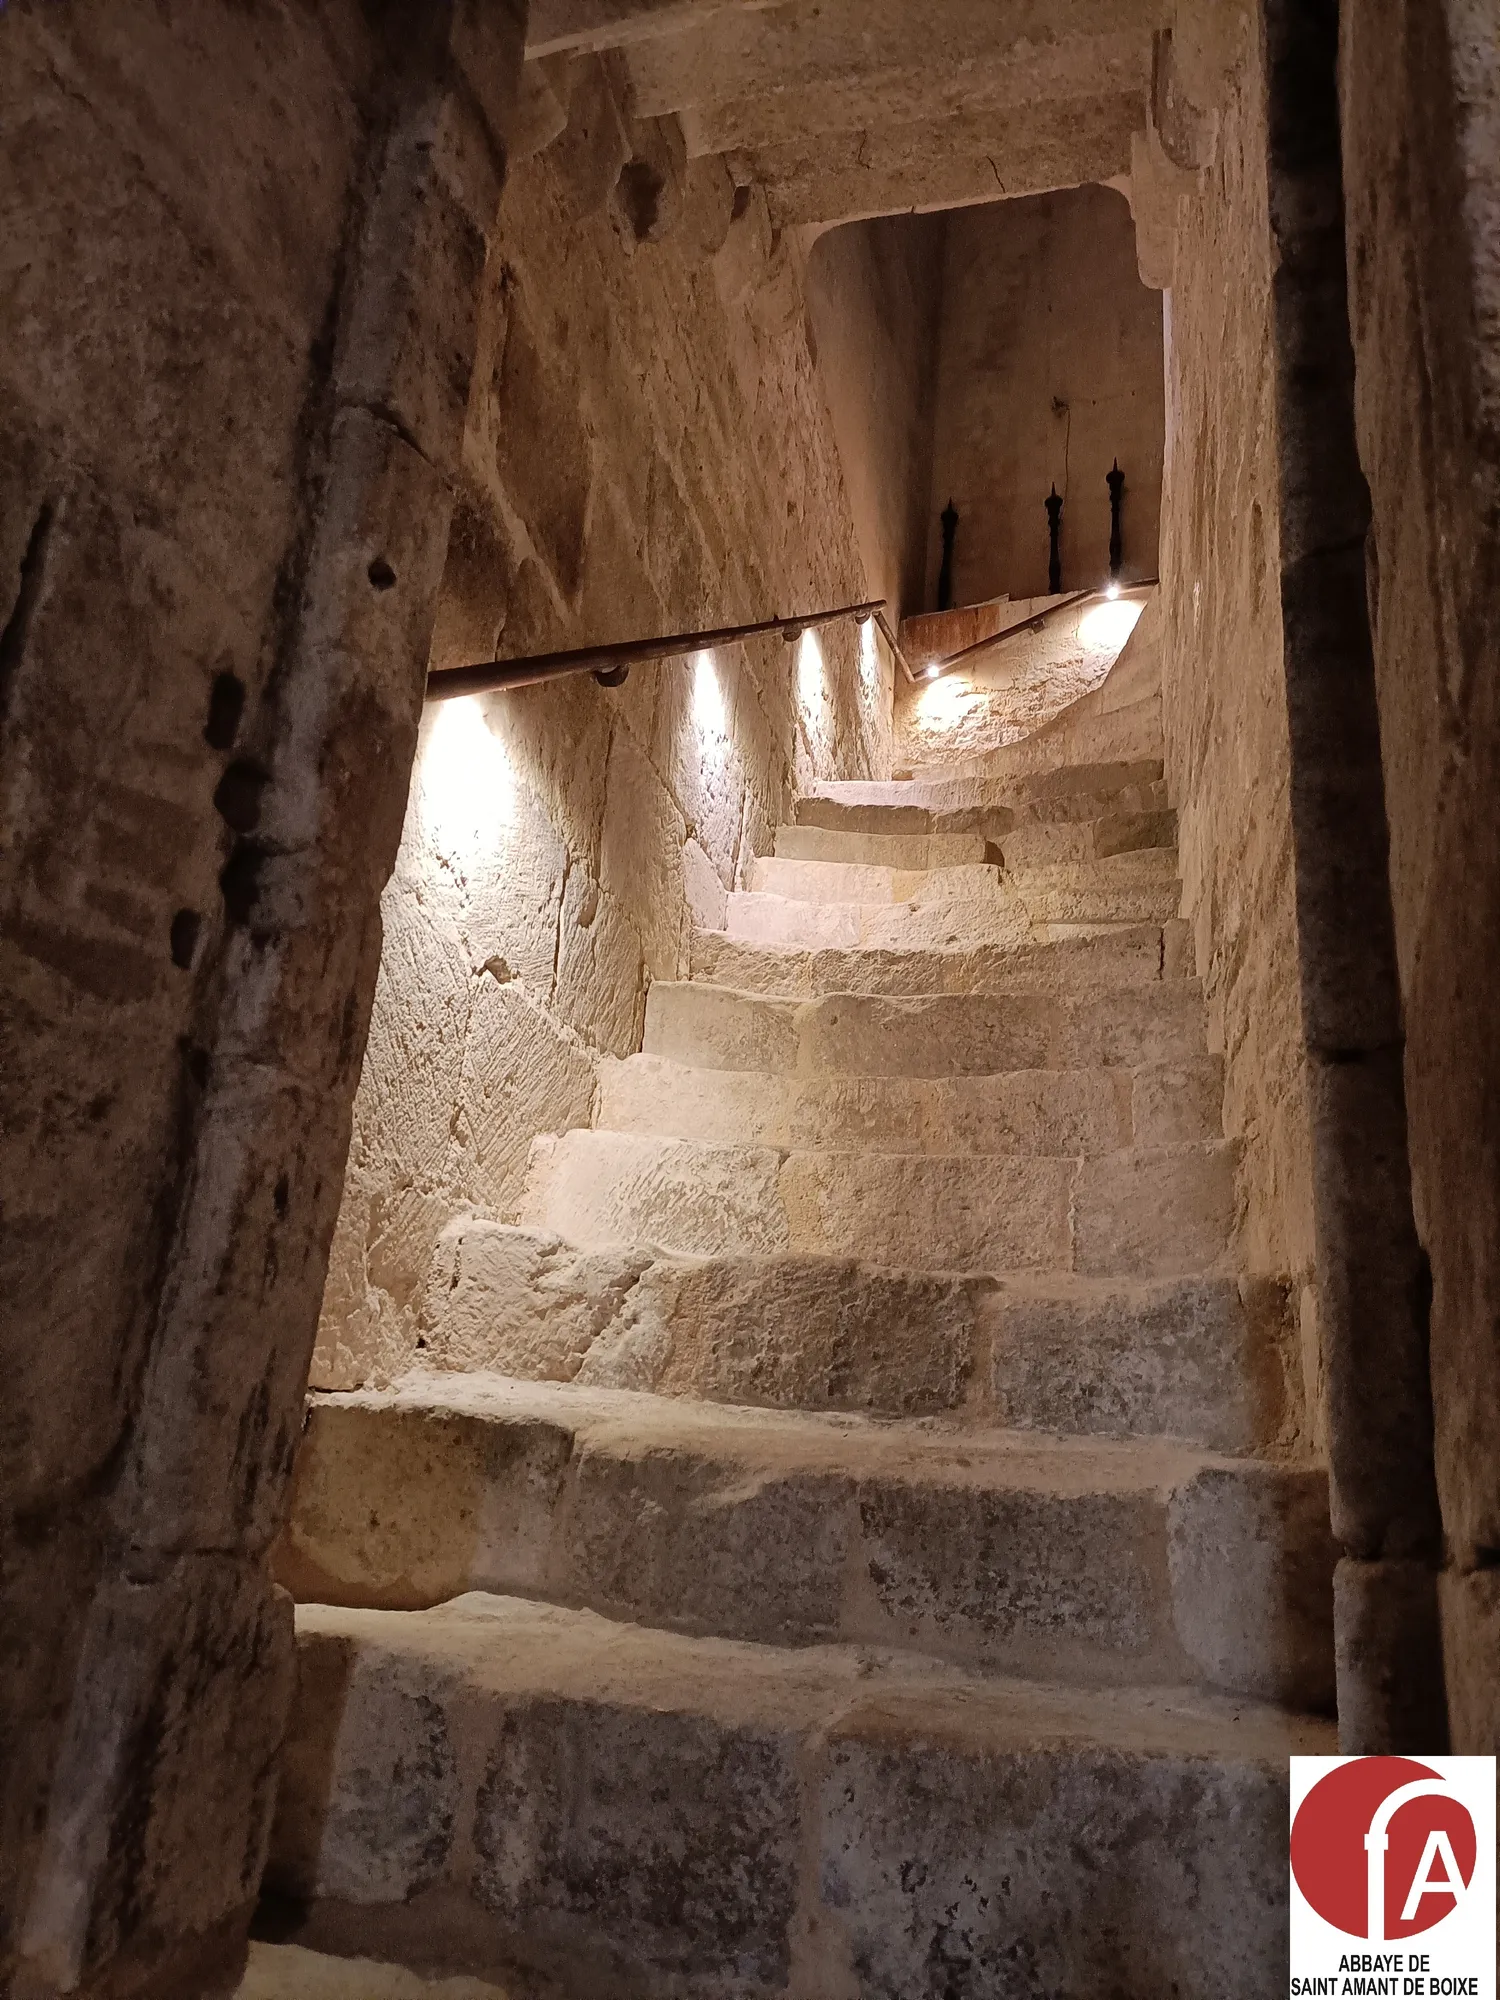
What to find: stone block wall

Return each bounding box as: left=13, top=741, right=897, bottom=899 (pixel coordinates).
left=1340, top=0, right=1500, bottom=1744
left=313, top=57, right=894, bottom=1392
left=1144, top=15, right=1319, bottom=1381
left=0, top=4, right=525, bottom=1991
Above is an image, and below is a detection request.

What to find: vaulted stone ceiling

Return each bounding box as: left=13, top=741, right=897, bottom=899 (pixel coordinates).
left=525, top=0, right=1164, bottom=225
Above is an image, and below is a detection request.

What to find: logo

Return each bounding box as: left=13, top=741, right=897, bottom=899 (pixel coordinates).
left=1291, top=1757, right=1495, bottom=1997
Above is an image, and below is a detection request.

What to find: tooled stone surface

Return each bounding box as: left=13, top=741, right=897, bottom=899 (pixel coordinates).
left=266, top=1594, right=1335, bottom=1999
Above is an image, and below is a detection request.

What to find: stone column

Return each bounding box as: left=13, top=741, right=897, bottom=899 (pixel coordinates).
left=1259, top=0, right=1447, bottom=1754
left=2, top=6, right=525, bottom=1994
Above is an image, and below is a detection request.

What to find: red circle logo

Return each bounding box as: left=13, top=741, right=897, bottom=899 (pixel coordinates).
left=1292, top=1759, right=1478, bottom=1940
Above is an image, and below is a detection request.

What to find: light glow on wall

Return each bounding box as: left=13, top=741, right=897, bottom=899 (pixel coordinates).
left=797, top=628, right=827, bottom=713
left=693, top=649, right=729, bottom=755
left=418, top=695, right=516, bottom=858
left=858, top=616, right=881, bottom=696
left=915, top=672, right=982, bottom=727
left=1079, top=596, right=1144, bottom=652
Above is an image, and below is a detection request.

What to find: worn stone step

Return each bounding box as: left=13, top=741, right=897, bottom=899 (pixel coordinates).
left=521, top=1129, right=1239, bottom=1275
left=642, top=980, right=1209, bottom=1078
left=774, top=823, right=991, bottom=870
left=691, top=919, right=1194, bottom=998
left=276, top=1377, right=1336, bottom=1706
left=775, top=810, right=1176, bottom=874
left=600, top=1053, right=1223, bottom=1154
left=792, top=775, right=1171, bottom=837
left=238, top=1943, right=510, bottom=1999
left=415, top=1222, right=1296, bottom=1451
left=997, top=809, right=1177, bottom=869
left=723, top=886, right=1177, bottom=953
left=723, top=888, right=1034, bottom=953
left=267, top=1594, right=1332, bottom=2000
left=801, top=757, right=1165, bottom=818
left=746, top=846, right=1178, bottom=911
left=746, top=855, right=1007, bottom=905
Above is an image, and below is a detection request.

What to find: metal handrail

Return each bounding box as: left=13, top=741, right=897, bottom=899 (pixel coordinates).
left=914, top=577, right=1159, bottom=682
left=425, top=595, right=915, bottom=701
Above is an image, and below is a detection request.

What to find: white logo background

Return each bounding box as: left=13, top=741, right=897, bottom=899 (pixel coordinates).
left=1291, top=1756, right=1496, bottom=1999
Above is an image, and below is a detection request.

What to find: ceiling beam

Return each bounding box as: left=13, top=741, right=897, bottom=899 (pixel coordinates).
left=682, top=36, right=1150, bottom=156
left=742, top=89, right=1145, bottom=227
left=623, top=0, right=1163, bottom=118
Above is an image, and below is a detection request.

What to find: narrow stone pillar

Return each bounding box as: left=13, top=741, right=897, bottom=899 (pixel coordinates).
left=10, top=6, right=525, bottom=1994
left=1260, top=0, right=1446, bottom=1751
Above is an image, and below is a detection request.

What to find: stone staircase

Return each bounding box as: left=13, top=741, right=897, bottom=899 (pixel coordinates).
left=263, top=752, right=1338, bottom=1999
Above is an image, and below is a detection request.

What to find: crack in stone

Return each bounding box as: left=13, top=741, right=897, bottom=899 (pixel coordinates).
left=0, top=500, right=56, bottom=738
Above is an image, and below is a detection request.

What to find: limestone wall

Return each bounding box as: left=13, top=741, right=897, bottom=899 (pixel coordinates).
left=926, top=185, right=1165, bottom=608
left=1340, top=0, right=1500, bottom=1739
left=1149, top=21, right=1318, bottom=1366
left=315, top=59, right=893, bottom=1391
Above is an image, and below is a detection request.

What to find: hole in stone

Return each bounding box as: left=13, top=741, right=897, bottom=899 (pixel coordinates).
left=219, top=839, right=266, bottom=924
left=368, top=557, right=397, bottom=591
left=731, top=183, right=753, bottom=223
left=273, top=1173, right=290, bottom=1218
left=169, top=908, right=201, bottom=969
left=214, top=759, right=269, bottom=835
left=616, top=158, right=666, bottom=242
left=204, top=669, right=246, bottom=750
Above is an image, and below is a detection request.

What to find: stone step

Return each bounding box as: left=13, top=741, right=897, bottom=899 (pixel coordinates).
left=267, top=1594, right=1333, bottom=2000
left=774, top=823, right=991, bottom=870
left=599, top=1052, right=1224, bottom=1154
left=723, top=883, right=1179, bottom=952
left=793, top=775, right=1171, bottom=837
left=417, top=1221, right=1297, bottom=1451
left=690, top=919, right=1195, bottom=998
left=746, top=846, right=1178, bottom=910
left=746, top=855, right=1007, bottom=905
left=238, top=1943, right=511, bottom=1999
left=775, top=809, right=1176, bottom=874
left=276, top=1377, right=1336, bottom=1707
left=723, top=889, right=1034, bottom=953
left=642, top=979, right=1209, bottom=1078
left=996, top=809, right=1178, bottom=869
left=801, top=756, right=1166, bottom=817
left=521, top=1129, right=1239, bottom=1275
